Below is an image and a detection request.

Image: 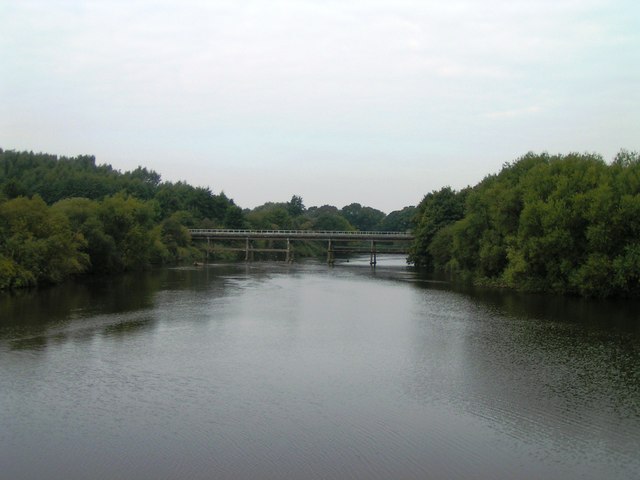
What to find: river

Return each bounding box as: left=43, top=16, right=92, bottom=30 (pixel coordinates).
left=1, top=257, right=639, bottom=479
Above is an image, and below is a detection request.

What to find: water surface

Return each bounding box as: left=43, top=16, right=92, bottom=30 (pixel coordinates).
left=1, top=257, right=639, bottom=479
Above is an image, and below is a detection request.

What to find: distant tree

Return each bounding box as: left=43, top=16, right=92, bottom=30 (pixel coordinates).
left=1, top=179, right=28, bottom=199
left=340, top=203, right=386, bottom=231
left=378, top=206, right=416, bottom=232
left=287, top=195, right=305, bottom=216
left=246, top=204, right=293, bottom=230
left=306, top=204, right=339, bottom=216
left=122, top=166, right=162, bottom=199
left=311, top=212, right=354, bottom=231
left=150, top=182, right=237, bottom=224
left=224, top=205, right=245, bottom=229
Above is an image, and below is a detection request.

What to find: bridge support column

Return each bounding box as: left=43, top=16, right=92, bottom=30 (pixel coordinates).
left=206, top=237, right=210, bottom=263
left=370, top=240, right=377, bottom=266
left=285, top=238, right=293, bottom=263
left=327, top=239, right=335, bottom=265
left=245, top=237, right=251, bottom=262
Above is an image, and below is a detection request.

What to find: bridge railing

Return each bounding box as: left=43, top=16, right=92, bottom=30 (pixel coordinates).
left=188, top=229, right=413, bottom=238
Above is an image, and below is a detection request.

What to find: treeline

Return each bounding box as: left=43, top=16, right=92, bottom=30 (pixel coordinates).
left=0, top=149, right=242, bottom=288
left=0, top=148, right=415, bottom=289
left=245, top=196, right=415, bottom=233
left=5, top=147, right=639, bottom=298
left=237, top=197, right=415, bottom=259
left=410, top=151, right=640, bottom=298
left=1, top=149, right=243, bottom=224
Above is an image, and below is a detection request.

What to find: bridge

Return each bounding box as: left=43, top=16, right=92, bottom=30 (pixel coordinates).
left=188, top=229, right=414, bottom=265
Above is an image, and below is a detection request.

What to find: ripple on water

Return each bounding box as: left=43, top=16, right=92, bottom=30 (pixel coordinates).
left=1, top=262, right=639, bottom=480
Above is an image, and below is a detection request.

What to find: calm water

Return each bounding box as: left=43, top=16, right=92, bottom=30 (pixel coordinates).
left=1, top=257, right=639, bottom=480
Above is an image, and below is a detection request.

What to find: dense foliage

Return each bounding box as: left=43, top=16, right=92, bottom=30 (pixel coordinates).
left=410, top=151, right=640, bottom=298
left=0, top=149, right=241, bottom=287
left=1, top=149, right=238, bottom=224
left=239, top=198, right=416, bottom=260
left=244, top=197, right=409, bottom=233
left=0, top=149, right=413, bottom=289
left=377, top=206, right=416, bottom=232
left=13, top=147, right=638, bottom=298
left=243, top=198, right=364, bottom=258
left=0, top=196, right=88, bottom=288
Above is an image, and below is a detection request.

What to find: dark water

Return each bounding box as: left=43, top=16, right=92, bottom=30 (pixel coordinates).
left=1, top=257, right=639, bottom=480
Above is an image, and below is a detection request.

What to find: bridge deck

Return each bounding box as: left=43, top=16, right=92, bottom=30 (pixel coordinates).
left=189, top=229, right=414, bottom=241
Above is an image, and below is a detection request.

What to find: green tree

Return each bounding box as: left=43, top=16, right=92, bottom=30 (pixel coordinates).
left=224, top=205, right=245, bottom=228
left=97, top=193, right=161, bottom=271
left=340, top=203, right=386, bottom=231
left=311, top=212, right=354, bottom=231
left=378, top=206, right=416, bottom=232
left=52, top=197, right=114, bottom=273
left=410, top=151, right=640, bottom=297
left=409, top=187, right=467, bottom=268
left=287, top=195, right=305, bottom=216
left=0, top=196, right=88, bottom=288
left=246, top=204, right=293, bottom=230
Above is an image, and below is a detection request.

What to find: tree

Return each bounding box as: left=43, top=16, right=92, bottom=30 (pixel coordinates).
left=0, top=196, right=88, bottom=288
left=409, top=187, right=467, bottom=268
left=53, top=197, right=112, bottom=273
left=340, top=203, right=386, bottom=231
left=224, top=205, right=245, bottom=229
left=246, top=205, right=293, bottom=230
left=378, top=206, right=416, bottom=232
left=311, top=212, right=354, bottom=231
left=287, top=195, right=305, bottom=216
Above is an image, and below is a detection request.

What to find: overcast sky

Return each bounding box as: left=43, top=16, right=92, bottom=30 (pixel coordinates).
left=2, top=0, right=638, bottom=212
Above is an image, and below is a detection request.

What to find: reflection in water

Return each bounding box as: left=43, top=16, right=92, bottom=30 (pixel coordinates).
left=0, top=259, right=639, bottom=480
left=406, top=283, right=640, bottom=478
left=0, top=270, right=161, bottom=345
left=0, top=265, right=242, bottom=351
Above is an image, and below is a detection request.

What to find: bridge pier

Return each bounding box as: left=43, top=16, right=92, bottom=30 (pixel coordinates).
left=285, top=238, right=293, bottom=263
left=327, top=239, right=335, bottom=265
left=244, top=237, right=253, bottom=262
left=370, top=240, right=377, bottom=266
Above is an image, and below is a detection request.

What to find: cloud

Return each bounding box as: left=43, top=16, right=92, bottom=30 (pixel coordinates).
left=484, top=106, right=543, bottom=119
left=1, top=0, right=639, bottom=210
